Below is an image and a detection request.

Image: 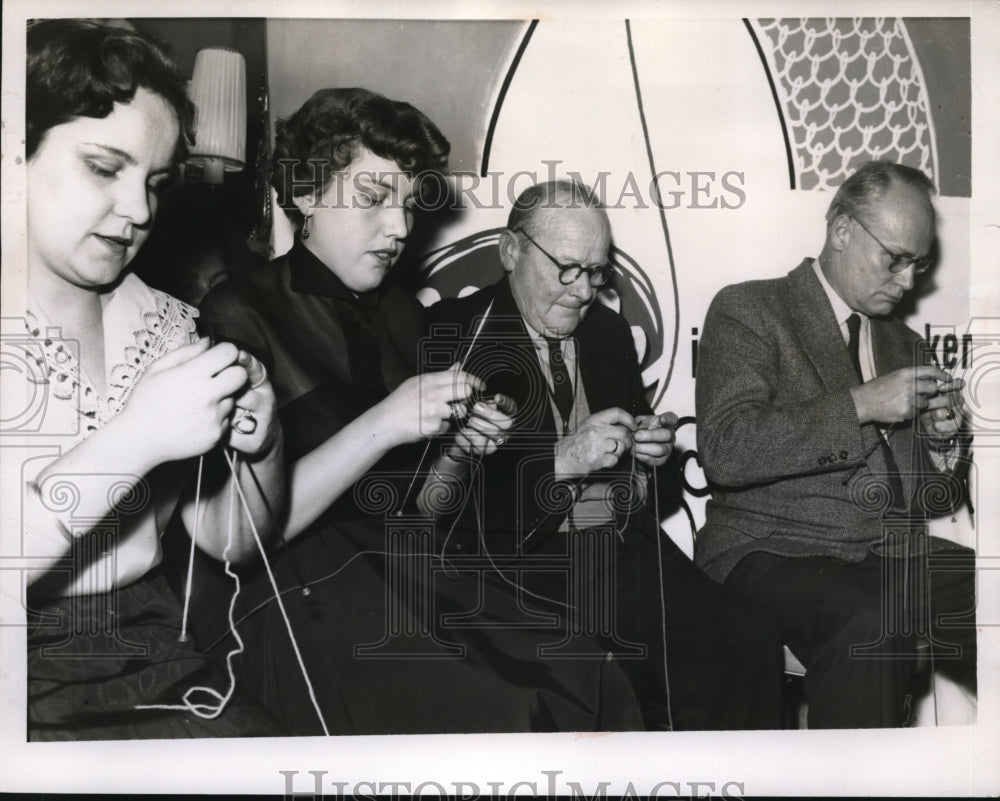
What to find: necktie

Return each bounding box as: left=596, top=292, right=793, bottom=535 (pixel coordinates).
left=546, top=337, right=574, bottom=430
left=846, top=313, right=904, bottom=507
left=846, top=313, right=865, bottom=382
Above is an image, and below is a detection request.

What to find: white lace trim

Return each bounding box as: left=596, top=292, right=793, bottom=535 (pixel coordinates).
left=24, top=279, right=197, bottom=445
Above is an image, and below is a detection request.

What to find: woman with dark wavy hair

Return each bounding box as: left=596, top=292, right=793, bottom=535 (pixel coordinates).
left=19, top=18, right=285, bottom=740
left=194, top=87, right=642, bottom=735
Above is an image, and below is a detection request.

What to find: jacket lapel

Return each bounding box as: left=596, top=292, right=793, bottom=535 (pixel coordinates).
left=479, top=279, right=557, bottom=436
left=785, top=260, right=887, bottom=462
left=785, top=260, right=855, bottom=389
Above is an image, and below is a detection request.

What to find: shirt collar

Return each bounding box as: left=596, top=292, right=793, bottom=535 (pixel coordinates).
left=812, top=258, right=864, bottom=326
left=288, top=241, right=379, bottom=308
left=521, top=318, right=547, bottom=345
left=521, top=319, right=574, bottom=355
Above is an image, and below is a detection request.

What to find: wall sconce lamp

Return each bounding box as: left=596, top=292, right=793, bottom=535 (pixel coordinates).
left=187, top=48, right=246, bottom=185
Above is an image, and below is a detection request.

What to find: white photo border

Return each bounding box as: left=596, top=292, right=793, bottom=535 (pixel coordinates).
left=2, top=0, right=998, bottom=796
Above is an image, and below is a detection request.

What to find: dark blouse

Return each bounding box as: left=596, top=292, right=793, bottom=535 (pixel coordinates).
left=199, top=241, right=425, bottom=463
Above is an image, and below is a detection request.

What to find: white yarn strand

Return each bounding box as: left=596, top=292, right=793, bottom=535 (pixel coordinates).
left=178, top=455, right=204, bottom=643
left=137, top=457, right=242, bottom=719
left=138, top=451, right=329, bottom=732
left=652, top=466, right=674, bottom=731
left=220, top=449, right=330, bottom=735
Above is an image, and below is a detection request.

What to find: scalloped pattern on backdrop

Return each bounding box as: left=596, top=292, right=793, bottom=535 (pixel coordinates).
left=747, top=18, right=937, bottom=191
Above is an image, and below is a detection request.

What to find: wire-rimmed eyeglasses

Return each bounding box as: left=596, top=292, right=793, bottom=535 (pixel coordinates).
left=850, top=215, right=934, bottom=276
left=513, top=228, right=613, bottom=288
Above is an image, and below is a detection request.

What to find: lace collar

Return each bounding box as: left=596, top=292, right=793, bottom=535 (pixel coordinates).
left=24, top=275, right=198, bottom=444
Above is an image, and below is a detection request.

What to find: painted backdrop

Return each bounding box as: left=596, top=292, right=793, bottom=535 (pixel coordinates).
left=267, top=17, right=974, bottom=561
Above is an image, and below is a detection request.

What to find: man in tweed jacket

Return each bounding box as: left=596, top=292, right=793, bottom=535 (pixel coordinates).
left=695, top=161, right=975, bottom=728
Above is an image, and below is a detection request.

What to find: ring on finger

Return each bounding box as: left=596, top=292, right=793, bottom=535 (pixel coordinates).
left=232, top=408, right=258, bottom=435
left=495, top=434, right=506, bottom=446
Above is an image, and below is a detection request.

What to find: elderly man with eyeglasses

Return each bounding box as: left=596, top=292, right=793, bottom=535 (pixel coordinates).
left=695, top=160, right=976, bottom=728
left=426, top=179, right=784, bottom=731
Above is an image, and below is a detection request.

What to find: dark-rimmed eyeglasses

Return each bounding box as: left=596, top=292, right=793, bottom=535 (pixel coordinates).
left=513, top=228, right=613, bottom=288
left=850, top=215, right=934, bottom=276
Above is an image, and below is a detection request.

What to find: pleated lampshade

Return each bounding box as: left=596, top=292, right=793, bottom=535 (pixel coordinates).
left=187, top=48, right=246, bottom=184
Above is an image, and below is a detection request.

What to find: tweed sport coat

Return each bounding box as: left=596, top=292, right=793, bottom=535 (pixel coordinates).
left=694, top=259, right=965, bottom=583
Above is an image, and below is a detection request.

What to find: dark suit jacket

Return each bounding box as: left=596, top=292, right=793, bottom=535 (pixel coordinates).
left=695, top=259, right=966, bottom=582
left=428, top=277, right=652, bottom=554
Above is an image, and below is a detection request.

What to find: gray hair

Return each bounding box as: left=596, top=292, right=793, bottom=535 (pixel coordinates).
left=825, top=160, right=936, bottom=225
left=507, top=179, right=604, bottom=236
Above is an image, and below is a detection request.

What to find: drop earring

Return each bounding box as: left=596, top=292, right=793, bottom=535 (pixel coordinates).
left=301, top=215, right=312, bottom=240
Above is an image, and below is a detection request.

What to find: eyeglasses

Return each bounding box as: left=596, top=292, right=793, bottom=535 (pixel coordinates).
left=850, top=215, right=934, bottom=276
left=513, top=228, right=613, bottom=288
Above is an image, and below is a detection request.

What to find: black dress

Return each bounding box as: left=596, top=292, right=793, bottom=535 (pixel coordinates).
left=185, top=243, right=643, bottom=735
left=28, top=570, right=279, bottom=740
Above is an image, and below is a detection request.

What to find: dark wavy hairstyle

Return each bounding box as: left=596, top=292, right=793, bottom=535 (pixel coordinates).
left=26, top=19, right=194, bottom=160
left=271, top=87, right=451, bottom=225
